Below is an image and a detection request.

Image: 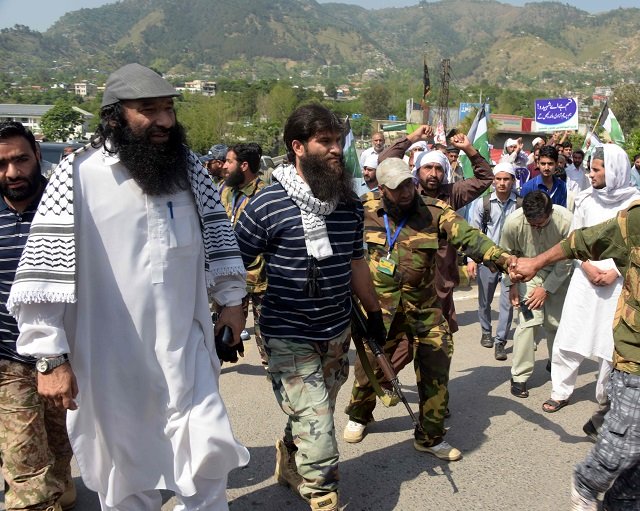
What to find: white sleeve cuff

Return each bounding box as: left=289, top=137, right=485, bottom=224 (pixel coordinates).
left=16, top=303, right=70, bottom=358
left=211, top=274, right=247, bottom=307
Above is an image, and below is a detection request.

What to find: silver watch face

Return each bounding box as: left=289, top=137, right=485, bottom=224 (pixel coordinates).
left=36, top=358, right=50, bottom=373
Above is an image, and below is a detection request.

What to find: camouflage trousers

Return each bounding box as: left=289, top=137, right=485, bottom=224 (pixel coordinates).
left=345, top=302, right=454, bottom=447
left=243, top=292, right=267, bottom=365
left=265, top=329, right=350, bottom=500
left=0, top=359, right=73, bottom=510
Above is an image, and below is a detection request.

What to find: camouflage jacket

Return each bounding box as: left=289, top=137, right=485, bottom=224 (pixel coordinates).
left=220, top=177, right=267, bottom=293
left=561, top=200, right=640, bottom=375
left=362, top=191, right=511, bottom=328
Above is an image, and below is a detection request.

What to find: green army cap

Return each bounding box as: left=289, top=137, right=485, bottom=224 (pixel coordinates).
left=101, top=63, right=180, bottom=107
left=376, top=157, right=413, bottom=190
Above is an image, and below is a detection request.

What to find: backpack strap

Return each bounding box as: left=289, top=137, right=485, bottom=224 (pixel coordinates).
left=481, top=194, right=491, bottom=234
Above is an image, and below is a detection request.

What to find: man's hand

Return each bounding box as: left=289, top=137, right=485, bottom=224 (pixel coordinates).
left=38, top=363, right=78, bottom=410
left=215, top=304, right=246, bottom=347
left=467, top=260, right=477, bottom=280
left=509, top=284, right=520, bottom=307
left=450, top=133, right=474, bottom=155
left=525, top=286, right=547, bottom=310
left=366, top=309, right=387, bottom=346
left=513, top=257, right=539, bottom=282
left=407, top=125, right=434, bottom=142
left=593, top=269, right=619, bottom=287
left=581, top=261, right=602, bottom=285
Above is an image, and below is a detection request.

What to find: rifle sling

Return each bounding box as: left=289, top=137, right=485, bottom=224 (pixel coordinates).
left=352, top=333, right=386, bottom=399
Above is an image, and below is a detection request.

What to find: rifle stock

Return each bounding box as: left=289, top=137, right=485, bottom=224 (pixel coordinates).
left=350, top=296, right=424, bottom=433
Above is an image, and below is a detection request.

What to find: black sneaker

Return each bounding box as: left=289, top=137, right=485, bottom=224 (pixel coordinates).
left=494, top=342, right=507, bottom=361
left=480, top=332, right=493, bottom=348
left=582, top=419, right=598, bottom=442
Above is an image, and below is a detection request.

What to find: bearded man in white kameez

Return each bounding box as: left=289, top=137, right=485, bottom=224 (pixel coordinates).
left=7, top=63, right=250, bottom=511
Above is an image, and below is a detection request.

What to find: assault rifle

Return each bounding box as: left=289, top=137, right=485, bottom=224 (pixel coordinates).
left=350, top=297, right=424, bottom=433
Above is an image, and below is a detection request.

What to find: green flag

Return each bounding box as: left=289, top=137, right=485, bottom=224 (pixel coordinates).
left=342, top=117, right=362, bottom=178
left=601, top=108, right=625, bottom=145
left=460, top=104, right=489, bottom=179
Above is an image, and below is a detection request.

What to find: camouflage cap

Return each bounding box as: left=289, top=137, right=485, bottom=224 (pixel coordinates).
left=101, top=63, right=179, bottom=107
left=376, top=158, right=413, bottom=190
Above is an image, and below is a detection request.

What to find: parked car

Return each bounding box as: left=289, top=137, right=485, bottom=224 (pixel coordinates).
left=39, top=141, right=85, bottom=165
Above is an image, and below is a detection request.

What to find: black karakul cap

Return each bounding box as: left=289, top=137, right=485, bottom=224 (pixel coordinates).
left=101, top=63, right=179, bottom=107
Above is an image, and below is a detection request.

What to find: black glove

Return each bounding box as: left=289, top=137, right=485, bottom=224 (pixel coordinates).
left=366, top=310, right=387, bottom=346
left=214, top=326, right=244, bottom=363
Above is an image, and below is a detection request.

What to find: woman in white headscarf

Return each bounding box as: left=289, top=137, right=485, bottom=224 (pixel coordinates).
left=545, top=144, right=640, bottom=418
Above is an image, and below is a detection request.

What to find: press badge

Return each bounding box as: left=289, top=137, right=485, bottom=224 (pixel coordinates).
left=378, top=256, right=396, bottom=275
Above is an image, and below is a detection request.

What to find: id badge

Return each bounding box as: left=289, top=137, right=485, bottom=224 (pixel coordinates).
left=378, top=256, right=396, bottom=276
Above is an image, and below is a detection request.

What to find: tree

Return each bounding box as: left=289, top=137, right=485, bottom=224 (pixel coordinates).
left=350, top=116, right=372, bottom=140
left=362, top=83, right=391, bottom=120
left=40, top=101, right=84, bottom=142
left=256, top=83, right=298, bottom=126
left=610, top=84, right=640, bottom=134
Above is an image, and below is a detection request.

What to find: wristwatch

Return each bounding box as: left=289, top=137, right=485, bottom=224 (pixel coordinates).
left=35, top=354, right=68, bottom=374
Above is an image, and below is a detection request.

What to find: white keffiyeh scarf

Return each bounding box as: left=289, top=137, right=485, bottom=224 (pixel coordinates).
left=272, top=164, right=337, bottom=260
left=7, top=146, right=245, bottom=314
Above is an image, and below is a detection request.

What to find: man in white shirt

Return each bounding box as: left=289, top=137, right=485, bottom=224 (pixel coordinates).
left=359, top=131, right=385, bottom=168
left=8, top=63, right=250, bottom=511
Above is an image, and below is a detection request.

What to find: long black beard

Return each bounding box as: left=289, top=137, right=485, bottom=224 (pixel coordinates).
left=225, top=168, right=245, bottom=188
left=299, top=153, right=355, bottom=204
left=382, top=193, right=419, bottom=220
left=114, top=122, right=189, bottom=196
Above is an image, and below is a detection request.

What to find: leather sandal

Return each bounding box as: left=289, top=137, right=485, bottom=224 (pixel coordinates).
left=510, top=379, right=528, bottom=398
left=542, top=398, right=569, bottom=413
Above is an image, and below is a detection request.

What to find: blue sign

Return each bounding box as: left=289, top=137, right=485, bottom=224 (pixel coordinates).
left=534, top=98, right=579, bottom=131
left=459, top=103, right=490, bottom=122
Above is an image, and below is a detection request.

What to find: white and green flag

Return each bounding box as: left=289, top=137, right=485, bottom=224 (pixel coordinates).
left=342, top=117, right=362, bottom=178
left=461, top=104, right=489, bottom=178
left=601, top=108, right=625, bottom=145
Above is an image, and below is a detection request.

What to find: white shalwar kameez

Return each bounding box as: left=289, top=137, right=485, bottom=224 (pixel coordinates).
left=551, top=145, right=640, bottom=404
left=14, top=148, right=250, bottom=509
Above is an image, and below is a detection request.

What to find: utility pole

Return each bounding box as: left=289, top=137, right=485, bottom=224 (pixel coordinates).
left=437, top=58, right=451, bottom=132
left=421, top=42, right=431, bottom=124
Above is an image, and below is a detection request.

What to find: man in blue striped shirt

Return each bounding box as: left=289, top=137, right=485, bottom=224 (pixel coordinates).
left=234, top=104, right=384, bottom=511
left=0, top=122, right=73, bottom=511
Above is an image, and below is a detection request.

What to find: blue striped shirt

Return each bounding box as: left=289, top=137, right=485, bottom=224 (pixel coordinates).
left=235, top=182, right=364, bottom=341
left=0, top=188, right=43, bottom=364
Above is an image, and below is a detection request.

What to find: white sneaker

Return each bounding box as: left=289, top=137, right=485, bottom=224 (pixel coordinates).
left=413, top=440, right=462, bottom=461
left=343, top=420, right=367, bottom=443
left=570, top=478, right=597, bottom=511
left=240, top=329, right=251, bottom=341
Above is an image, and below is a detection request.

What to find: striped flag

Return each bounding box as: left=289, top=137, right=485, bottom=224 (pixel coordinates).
left=601, top=107, right=625, bottom=145
left=460, top=104, right=489, bottom=178
left=342, top=117, right=362, bottom=178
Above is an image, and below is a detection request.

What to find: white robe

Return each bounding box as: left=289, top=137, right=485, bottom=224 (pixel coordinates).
left=554, top=190, right=639, bottom=360
left=16, top=149, right=249, bottom=506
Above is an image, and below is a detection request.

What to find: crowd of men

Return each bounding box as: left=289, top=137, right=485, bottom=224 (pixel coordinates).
left=0, top=63, right=638, bottom=511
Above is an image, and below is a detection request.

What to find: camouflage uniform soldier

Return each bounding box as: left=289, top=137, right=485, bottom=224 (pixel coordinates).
left=0, top=121, right=74, bottom=511
left=343, top=158, right=514, bottom=461
left=514, top=199, right=640, bottom=511
left=220, top=143, right=268, bottom=364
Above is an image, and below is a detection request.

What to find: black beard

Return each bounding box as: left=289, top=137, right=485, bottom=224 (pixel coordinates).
left=225, top=168, right=245, bottom=188
left=0, top=161, right=41, bottom=203
left=299, top=153, right=354, bottom=204
left=382, top=193, right=419, bottom=220
left=113, top=122, right=189, bottom=196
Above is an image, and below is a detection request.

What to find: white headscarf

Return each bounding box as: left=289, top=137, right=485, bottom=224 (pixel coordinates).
left=576, top=143, right=640, bottom=208
left=414, top=150, right=453, bottom=183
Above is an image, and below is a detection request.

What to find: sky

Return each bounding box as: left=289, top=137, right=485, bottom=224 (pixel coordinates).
left=1, top=0, right=638, bottom=31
